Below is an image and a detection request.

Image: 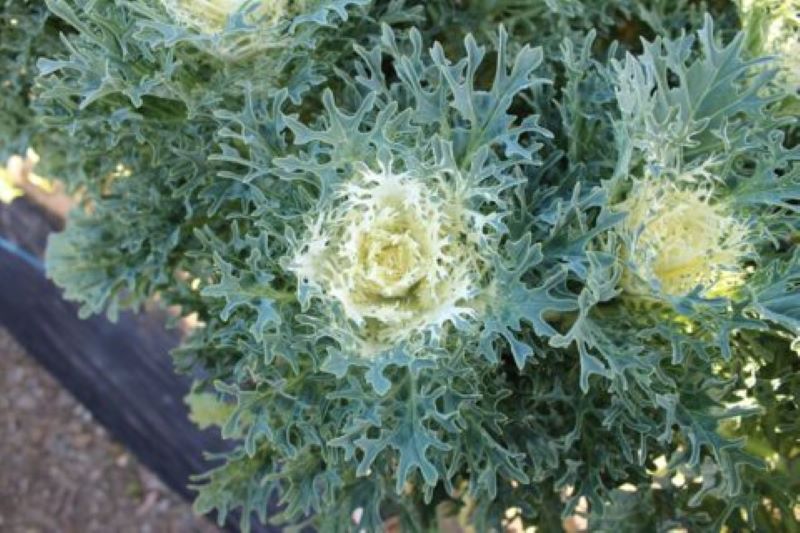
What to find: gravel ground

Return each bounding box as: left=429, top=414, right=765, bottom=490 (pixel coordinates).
left=0, top=327, right=222, bottom=533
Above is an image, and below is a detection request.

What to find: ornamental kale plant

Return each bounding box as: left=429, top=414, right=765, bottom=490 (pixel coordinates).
left=7, top=0, right=798, bottom=530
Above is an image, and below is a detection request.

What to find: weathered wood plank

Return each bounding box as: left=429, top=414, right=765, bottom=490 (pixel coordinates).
left=0, top=198, right=279, bottom=532
left=0, top=194, right=61, bottom=256
left=0, top=245, right=216, bottom=489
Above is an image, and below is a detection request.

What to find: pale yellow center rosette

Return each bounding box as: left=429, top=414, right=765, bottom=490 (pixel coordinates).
left=160, top=0, right=301, bottom=34
left=619, top=180, right=751, bottom=298
left=289, top=167, right=481, bottom=355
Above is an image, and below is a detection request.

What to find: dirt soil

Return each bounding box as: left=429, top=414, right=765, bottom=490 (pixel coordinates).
left=0, top=327, right=222, bottom=533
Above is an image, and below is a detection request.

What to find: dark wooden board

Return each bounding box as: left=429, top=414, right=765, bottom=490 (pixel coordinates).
left=0, top=193, right=62, bottom=256
left=0, top=198, right=280, bottom=533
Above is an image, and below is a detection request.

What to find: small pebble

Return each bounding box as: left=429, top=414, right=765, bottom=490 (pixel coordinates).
left=15, top=393, right=36, bottom=410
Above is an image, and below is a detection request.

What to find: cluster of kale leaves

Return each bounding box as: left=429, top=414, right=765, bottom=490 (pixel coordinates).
left=2, top=1, right=797, bottom=530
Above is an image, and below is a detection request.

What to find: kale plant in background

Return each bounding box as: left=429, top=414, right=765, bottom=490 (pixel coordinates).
left=0, top=0, right=64, bottom=161
left=12, top=0, right=798, bottom=530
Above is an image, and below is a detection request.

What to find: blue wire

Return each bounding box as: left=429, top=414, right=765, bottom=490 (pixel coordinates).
left=0, top=235, right=45, bottom=272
